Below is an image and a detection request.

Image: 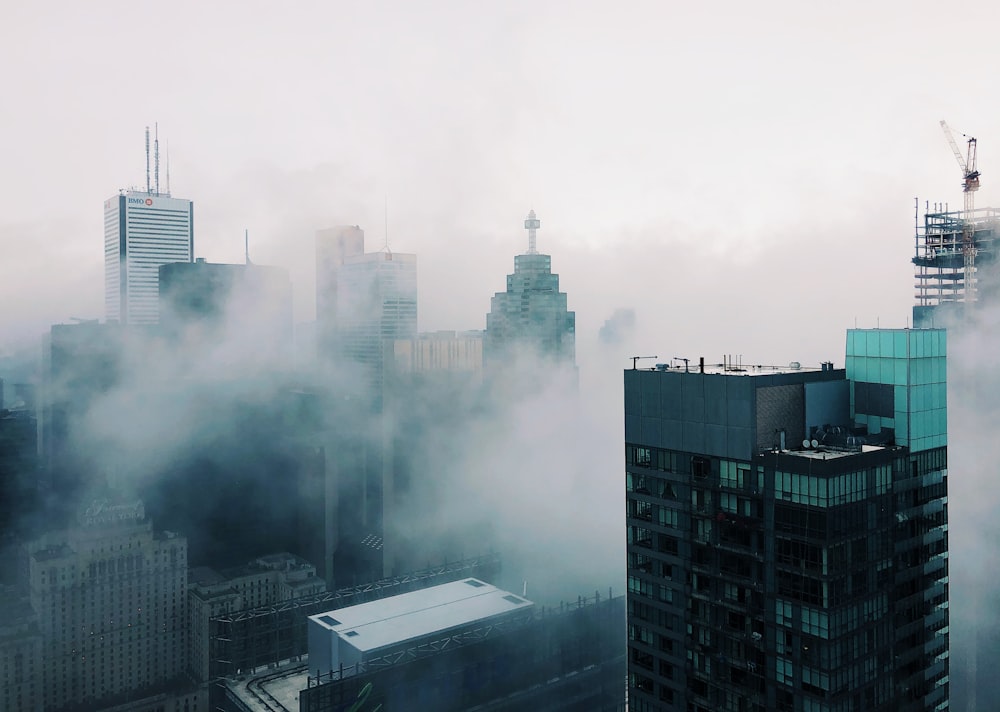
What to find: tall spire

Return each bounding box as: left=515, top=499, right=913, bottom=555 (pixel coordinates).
left=524, top=209, right=540, bottom=254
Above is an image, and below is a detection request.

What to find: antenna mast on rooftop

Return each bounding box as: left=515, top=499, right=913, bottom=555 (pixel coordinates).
left=144, top=126, right=151, bottom=194
left=154, top=123, right=160, bottom=196
left=165, top=140, right=171, bottom=196
left=383, top=195, right=391, bottom=255
left=524, top=209, right=540, bottom=254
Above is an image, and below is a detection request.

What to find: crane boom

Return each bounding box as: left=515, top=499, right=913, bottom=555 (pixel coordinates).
left=940, top=119, right=981, bottom=304
left=940, top=120, right=968, bottom=173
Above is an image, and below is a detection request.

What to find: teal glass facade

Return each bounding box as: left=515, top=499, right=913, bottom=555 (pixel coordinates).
left=845, top=329, right=946, bottom=452
left=626, top=329, right=949, bottom=712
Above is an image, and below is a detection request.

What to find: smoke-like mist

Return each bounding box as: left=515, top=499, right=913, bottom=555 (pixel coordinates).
left=935, top=277, right=1000, bottom=710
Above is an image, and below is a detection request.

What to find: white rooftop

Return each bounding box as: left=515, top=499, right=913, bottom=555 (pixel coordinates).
left=309, top=578, right=533, bottom=653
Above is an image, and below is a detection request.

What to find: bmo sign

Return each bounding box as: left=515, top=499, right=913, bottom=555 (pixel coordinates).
left=128, top=196, right=155, bottom=207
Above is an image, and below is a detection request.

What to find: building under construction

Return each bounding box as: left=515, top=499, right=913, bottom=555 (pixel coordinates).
left=913, top=204, right=1000, bottom=326
left=914, top=122, right=999, bottom=326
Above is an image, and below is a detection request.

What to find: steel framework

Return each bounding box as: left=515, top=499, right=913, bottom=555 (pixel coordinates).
left=209, top=553, right=501, bottom=681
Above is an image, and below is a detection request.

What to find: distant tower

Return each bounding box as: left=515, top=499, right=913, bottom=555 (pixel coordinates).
left=105, top=127, right=193, bottom=325
left=485, top=210, right=575, bottom=370
left=525, top=209, right=540, bottom=254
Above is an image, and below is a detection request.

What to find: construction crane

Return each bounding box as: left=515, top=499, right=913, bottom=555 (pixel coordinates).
left=940, top=120, right=981, bottom=302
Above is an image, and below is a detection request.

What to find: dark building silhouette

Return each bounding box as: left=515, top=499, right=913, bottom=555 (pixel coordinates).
left=38, top=321, right=126, bottom=501
left=625, top=329, right=948, bottom=711
left=158, top=259, right=293, bottom=351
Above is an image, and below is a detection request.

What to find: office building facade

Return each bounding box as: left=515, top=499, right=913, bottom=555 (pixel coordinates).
left=625, top=329, right=948, bottom=711
left=485, top=210, right=575, bottom=370
left=158, top=259, right=293, bottom=350
left=336, top=250, right=418, bottom=385
left=104, top=191, right=193, bottom=325
left=24, top=499, right=192, bottom=710
left=316, top=226, right=366, bottom=357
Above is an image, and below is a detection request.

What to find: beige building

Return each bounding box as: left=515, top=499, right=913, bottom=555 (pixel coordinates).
left=24, top=499, right=189, bottom=710
left=0, top=587, right=43, bottom=712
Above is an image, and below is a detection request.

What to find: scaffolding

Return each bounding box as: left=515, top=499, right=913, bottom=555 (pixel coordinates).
left=913, top=203, right=1000, bottom=310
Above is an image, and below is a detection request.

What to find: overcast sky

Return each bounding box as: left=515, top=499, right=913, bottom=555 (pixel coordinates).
left=2, top=0, right=998, bottom=366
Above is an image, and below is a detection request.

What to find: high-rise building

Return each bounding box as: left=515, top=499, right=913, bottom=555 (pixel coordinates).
left=485, top=210, right=575, bottom=369
left=316, top=225, right=366, bottom=356
left=336, top=250, right=418, bottom=387
left=24, top=499, right=197, bottom=710
left=624, top=329, right=948, bottom=712
left=158, top=259, right=293, bottom=350
left=104, top=191, right=193, bottom=325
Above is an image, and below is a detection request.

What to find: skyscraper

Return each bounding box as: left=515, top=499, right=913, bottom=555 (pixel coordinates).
left=485, top=210, right=575, bottom=369
left=158, top=259, right=293, bottom=350
left=625, top=329, right=948, bottom=712
left=336, top=249, right=418, bottom=394
left=104, top=191, right=193, bottom=325
left=23, top=499, right=199, bottom=710
left=316, top=225, right=366, bottom=356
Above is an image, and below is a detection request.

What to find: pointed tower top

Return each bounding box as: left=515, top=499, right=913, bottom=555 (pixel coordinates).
left=524, top=209, right=540, bottom=254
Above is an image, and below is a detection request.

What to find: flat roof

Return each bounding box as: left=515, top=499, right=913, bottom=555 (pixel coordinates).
left=309, top=578, right=533, bottom=653
left=781, top=443, right=886, bottom=461
left=638, top=362, right=836, bottom=377
left=224, top=660, right=307, bottom=712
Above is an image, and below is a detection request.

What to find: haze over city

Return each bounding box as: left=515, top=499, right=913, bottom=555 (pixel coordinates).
left=2, top=1, right=1000, bottom=710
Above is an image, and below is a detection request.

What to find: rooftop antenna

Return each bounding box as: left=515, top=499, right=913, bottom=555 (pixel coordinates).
left=630, top=355, right=657, bottom=370
left=524, top=209, right=540, bottom=254
left=245, top=229, right=252, bottom=265
left=154, top=123, right=160, bottom=196
left=383, top=194, right=391, bottom=255
left=165, top=140, right=171, bottom=196
left=144, top=126, right=151, bottom=194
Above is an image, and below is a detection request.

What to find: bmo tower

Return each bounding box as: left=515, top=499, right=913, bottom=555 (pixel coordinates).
left=104, top=191, right=194, bottom=324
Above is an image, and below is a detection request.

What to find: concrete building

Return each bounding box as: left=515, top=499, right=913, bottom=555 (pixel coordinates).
left=104, top=190, right=194, bottom=325
left=24, top=499, right=194, bottom=710
left=387, top=330, right=484, bottom=377
left=485, top=210, right=575, bottom=370
left=187, top=552, right=325, bottom=683
left=0, top=587, right=42, bottom=712
left=625, top=329, right=949, bottom=712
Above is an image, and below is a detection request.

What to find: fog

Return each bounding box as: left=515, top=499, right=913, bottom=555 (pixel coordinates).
left=3, top=0, right=1000, bottom=706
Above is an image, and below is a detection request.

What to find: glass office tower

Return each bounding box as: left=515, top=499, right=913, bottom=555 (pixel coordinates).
left=624, top=329, right=948, bottom=711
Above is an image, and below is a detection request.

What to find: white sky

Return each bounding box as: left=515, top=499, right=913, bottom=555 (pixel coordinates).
left=2, top=0, right=998, bottom=366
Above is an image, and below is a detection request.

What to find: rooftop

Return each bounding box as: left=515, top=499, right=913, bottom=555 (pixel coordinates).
left=224, top=659, right=307, bottom=712
left=309, top=578, right=533, bottom=653
left=635, top=360, right=839, bottom=377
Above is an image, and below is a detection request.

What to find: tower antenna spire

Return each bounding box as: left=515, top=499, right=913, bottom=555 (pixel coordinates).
left=245, top=229, right=252, bottom=265
left=384, top=194, right=391, bottom=254
left=154, top=123, right=160, bottom=196
left=145, top=126, right=151, bottom=194
left=524, top=209, right=540, bottom=254
left=165, top=140, right=171, bottom=196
